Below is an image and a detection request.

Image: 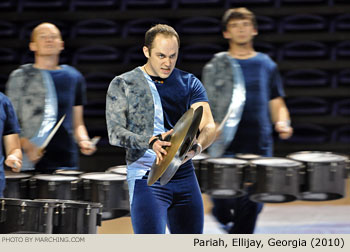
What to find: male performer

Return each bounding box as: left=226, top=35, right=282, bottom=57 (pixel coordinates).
left=106, top=24, right=216, bottom=233
left=202, top=8, right=293, bottom=234
left=0, top=92, right=22, bottom=197
left=6, top=22, right=95, bottom=173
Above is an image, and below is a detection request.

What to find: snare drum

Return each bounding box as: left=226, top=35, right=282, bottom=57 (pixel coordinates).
left=192, top=153, right=209, bottom=193
left=4, top=171, right=32, bottom=199
left=106, top=165, right=127, bottom=176
left=205, top=158, right=248, bottom=198
left=34, top=199, right=102, bottom=234
left=30, top=174, right=82, bottom=200
left=80, top=172, right=129, bottom=220
left=0, top=198, right=55, bottom=234
left=287, top=151, right=348, bottom=201
left=249, top=157, right=303, bottom=203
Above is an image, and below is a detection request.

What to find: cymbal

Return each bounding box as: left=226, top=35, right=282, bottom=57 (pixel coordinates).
left=147, top=108, right=194, bottom=186
left=160, top=106, right=203, bottom=185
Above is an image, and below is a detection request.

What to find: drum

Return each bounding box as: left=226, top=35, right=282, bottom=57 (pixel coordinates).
left=205, top=158, right=248, bottom=198
left=35, top=199, right=102, bottom=234
left=287, top=151, right=348, bottom=201
left=80, top=172, right=129, bottom=220
left=4, top=171, right=32, bottom=199
left=0, top=198, right=55, bottom=234
left=192, top=153, right=209, bottom=192
left=235, top=153, right=261, bottom=184
left=30, top=174, right=82, bottom=200
left=106, top=165, right=127, bottom=176
left=249, top=157, right=303, bottom=203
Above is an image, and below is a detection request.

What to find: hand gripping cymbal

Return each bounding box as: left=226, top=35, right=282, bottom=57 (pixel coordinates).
left=147, top=106, right=203, bottom=186
left=160, top=106, right=203, bottom=185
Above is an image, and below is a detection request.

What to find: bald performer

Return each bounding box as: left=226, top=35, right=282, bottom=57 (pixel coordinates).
left=6, top=22, right=96, bottom=173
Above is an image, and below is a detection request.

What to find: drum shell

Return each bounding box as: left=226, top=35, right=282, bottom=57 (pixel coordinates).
left=249, top=163, right=301, bottom=203
left=192, top=154, right=208, bottom=193
left=288, top=151, right=347, bottom=201
left=81, top=173, right=129, bottom=220
left=0, top=198, right=54, bottom=234
left=30, top=175, right=82, bottom=200
left=4, top=173, right=32, bottom=199
left=299, top=161, right=345, bottom=201
left=49, top=200, right=102, bottom=234
left=206, top=158, right=247, bottom=198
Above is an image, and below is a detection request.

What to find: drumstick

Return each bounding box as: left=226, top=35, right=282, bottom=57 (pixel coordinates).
left=90, top=136, right=101, bottom=147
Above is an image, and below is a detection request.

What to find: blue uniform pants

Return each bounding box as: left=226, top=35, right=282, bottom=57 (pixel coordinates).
left=130, top=168, right=204, bottom=234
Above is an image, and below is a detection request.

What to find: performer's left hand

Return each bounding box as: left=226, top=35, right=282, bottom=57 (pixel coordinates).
left=5, top=154, right=22, bottom=172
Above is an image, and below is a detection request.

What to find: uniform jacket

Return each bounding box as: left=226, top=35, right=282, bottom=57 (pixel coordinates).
left=6, top=64, right=46, bottom=139
left=202, top=52, right=237, bottom=123
left=106, top=67, right=155, bottom=163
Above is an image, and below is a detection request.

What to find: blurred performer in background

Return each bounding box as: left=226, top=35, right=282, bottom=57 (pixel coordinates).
left=6, top=22, right=95, bottom=173
left=202, top=8, right=293, bottom=234
left=106, top=24, right=216, bottom=233
left=0, top=92, right=22, bottom=197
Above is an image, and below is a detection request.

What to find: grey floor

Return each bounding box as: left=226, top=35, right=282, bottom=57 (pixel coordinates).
left=203, top=204, right=350, bottom=234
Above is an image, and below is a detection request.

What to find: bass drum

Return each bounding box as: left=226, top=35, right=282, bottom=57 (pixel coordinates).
left=192, top=153, right=209, bottom=193
left=30, top=174, right=82, bottom=200
left=249, top=157, right=303, bottom=203
left=0, top=198, right=55, bottom=234
left=205, top=157, right=248, bottom=198
left=287, top=151, right=348, bottom=201
left=4, top=171, right=32, bottom=199
left=80, top=172, right=129, bottom=220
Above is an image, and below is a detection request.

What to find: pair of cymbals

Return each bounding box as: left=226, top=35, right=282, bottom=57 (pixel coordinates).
left=147, top=106, right=203, bottom=186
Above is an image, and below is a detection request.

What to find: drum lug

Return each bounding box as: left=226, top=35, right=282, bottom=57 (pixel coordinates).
left=19, top=202, right=27, bottom=226
left=71, top=180, right=78, bottom=191
left=0, top=200, right=6, bottom=223
left=86, top=204, right=91, bottom=216
left=48, top=181, right=56, bottom=191
left=41, top=203, right=50, bottom=230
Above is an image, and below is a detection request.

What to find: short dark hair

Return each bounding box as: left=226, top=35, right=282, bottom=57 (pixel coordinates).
left=222, top=8, right=257, bottom=31
left=144, top=24, right=180, bottom=53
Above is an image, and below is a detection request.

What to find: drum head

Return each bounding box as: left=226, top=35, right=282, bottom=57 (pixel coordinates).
left=250, top=193, right=297, bottom=203
left=288, top=151, right=348, bottom=163
left=235, top=153, right=261, bottom=160
left=54, top=169, right=84, bottom=176
left=192, top=153, right=209, bottom=161
left=107, top=165, right=127, bottom=176
left=5, top=173, right=31, bottom=179
left=80, top=172, right=126, bottom=181
left=206, top=157, right=248, bottom=166
left=32, top=174, right=79, bottom=181
left=251, top=157, right=303, bottom=168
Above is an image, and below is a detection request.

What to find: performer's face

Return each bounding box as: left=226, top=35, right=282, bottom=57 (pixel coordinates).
left=30, top=24, right=64, bottom=56
left=143, top=34, right=179, bottom=79
left=223, top=18, right=257, bottom=45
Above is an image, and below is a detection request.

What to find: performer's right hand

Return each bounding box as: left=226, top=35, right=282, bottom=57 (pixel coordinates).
left=150, top=129, right=173, bottom=165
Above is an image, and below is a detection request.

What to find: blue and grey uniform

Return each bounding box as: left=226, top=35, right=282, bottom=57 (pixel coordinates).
left=0, top=92, right=20, bottom=197
left=202, top=52, right=285, bottom=234
left=106, top=67, right=208, bottom=233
